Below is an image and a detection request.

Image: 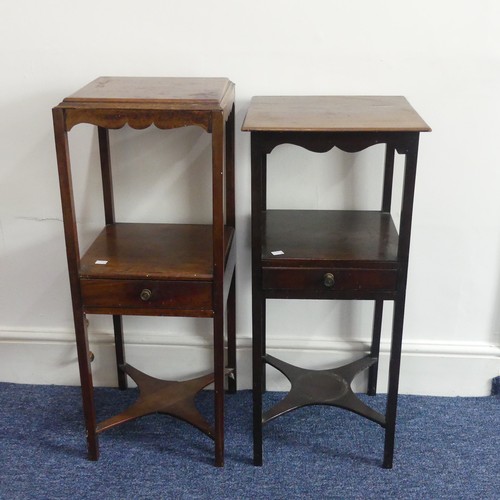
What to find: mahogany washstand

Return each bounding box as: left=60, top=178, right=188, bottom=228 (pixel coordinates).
left=242, top=95, right=430, bottom=468
left=53, top=77, right=236, bottom=467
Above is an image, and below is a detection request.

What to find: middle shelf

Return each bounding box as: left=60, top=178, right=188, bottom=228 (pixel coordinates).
left=78, top=223, right=235, bottom=317
left=259, top=210, right=400, bottom=300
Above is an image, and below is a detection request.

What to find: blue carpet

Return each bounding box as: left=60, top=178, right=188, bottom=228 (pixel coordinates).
left=0, top=382, right=498, bottom=499
left=492, top=376, right=500, bottom=396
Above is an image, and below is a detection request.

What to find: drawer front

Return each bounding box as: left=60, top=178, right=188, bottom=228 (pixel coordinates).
left=262, top=268, right=398, bottom=292
left=81, top=279, right=212, bottom=311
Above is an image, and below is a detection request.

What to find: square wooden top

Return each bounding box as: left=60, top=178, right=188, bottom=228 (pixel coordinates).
left=242, top=96, right=430, bottom=132
left=62, top=77, right=234, bottom=110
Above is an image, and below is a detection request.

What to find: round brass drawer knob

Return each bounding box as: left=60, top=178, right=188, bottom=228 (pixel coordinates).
left=140, top=288, right=152, bottom=301
left=323, top=273, right=335, bottom=288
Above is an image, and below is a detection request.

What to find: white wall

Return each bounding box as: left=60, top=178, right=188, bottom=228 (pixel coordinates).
left=1, top=0, right=499, bottom=395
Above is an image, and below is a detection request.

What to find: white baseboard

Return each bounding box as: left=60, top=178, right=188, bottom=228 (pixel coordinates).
left=0, top=328, right=498, bottom=396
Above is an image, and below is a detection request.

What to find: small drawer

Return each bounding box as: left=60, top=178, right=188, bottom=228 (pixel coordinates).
left=262, top=268, right=398, bottom=292
left=81, top=279, right=212, bottom=312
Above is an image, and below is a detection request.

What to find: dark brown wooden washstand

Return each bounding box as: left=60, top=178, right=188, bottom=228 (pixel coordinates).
left=242, top=95, right=430, bottom=468
left=53, top=77, right=236, bottom=467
